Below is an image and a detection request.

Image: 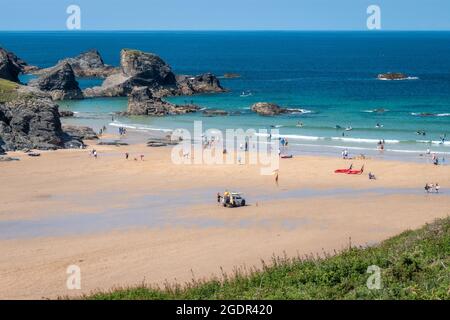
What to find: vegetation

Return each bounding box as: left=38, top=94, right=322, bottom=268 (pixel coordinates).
left=0, top=78, right=20, bottom=103
left=86, top=217, right=450, bottom=300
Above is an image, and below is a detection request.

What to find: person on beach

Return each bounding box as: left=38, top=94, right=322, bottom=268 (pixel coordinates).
left=275, top=171, right=279, bottom=186
left=217, top=192, right=221, bottom=204
left=425, top=183, right=431, bottom=193
left=140, top=155, right=144, bottom=161
left=93, top=150, right=97, bottom=159
left=435, top=183, right=440, bottom=193
left=125, top=153, right=129, bottom=160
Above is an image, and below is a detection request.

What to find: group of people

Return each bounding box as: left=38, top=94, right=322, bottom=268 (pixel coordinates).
left=118, top=127, right=127, bottom=136
left=125, top=152, right=144, bottom=161
left=425, top=183, right=441, bottom=193
left=430, top=152, right=445, bottom=166
left=99, top=125, right=107, bottom=136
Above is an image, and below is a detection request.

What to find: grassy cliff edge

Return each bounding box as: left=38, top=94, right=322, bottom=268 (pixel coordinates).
left=85, top=217, right=450, bottom=300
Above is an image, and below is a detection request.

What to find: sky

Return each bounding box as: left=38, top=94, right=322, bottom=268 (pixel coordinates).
left=1, top=0, right=450, bottom=31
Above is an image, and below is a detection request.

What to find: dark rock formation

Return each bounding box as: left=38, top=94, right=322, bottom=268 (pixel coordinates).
left=251, top=102, right=288, bottom=116
left=84, top=49, right=226, bottom=99
left=0, top=48, right=22, bottom=82
left=29, top=62, right=83, bottom=100
left=59, top=110, right=75, bottom=117
left=34, top=49, right=116, bottom=78
left=84, top=49, right=178, bottom=98
left=0, top=48, right=39, bottom=82
left=176, top=73, right=225, bottom=95
left=121, top=49, right=177, bottom=87
left=127, top=86, right=198, bottom=116
left=97, top=141, right=129, bottom=146
left=377, top=73, right=408, bottom=80
left=126, top=86, right=199, bottom=116
left=0, top=89, right=82, bottom=151
left=62, top=124, right=98, bottom=140
left=202, top=109, right=229, bottom=116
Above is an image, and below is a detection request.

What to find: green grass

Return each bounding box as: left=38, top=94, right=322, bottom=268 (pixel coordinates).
left=85, top=217, right=450, bottom=300
left=0, top=78, right=20, bottom=103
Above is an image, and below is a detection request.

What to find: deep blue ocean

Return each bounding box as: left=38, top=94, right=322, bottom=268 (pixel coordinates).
left=1, top=31, right=450, bottom=157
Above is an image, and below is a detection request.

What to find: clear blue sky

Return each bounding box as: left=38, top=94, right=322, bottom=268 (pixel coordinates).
left=1, top=0, right=450, bottom=31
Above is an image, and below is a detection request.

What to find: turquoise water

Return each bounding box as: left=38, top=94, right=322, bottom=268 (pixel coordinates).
left=2, top=31, right=450, bottom=157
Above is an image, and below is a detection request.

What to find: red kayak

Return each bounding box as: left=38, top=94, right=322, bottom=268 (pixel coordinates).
left=334, top=164, right=353, bottom=174
left=347, top=165, right=364, bottom=175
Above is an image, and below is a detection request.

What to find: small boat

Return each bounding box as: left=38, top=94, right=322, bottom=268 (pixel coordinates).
left=345, top=126, right=353, bottom=131
left=281, top=155, right=293, bottom=159
left=240, top=91, right=252, bottom=97
left=335, top=125, right=342, bottom=129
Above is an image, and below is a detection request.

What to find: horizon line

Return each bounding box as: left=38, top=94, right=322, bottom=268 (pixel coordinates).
left=1, top=29, right=450, bottom=32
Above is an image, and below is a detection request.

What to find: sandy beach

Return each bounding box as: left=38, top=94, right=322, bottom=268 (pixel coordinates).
left=0, top=138, right=449, bottom=299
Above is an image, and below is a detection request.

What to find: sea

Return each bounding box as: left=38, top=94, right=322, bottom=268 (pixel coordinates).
left=1, top=31, right=450, bottom=160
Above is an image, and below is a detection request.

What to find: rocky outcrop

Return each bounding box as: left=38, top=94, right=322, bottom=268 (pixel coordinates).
left=0, top=48, right=22, bottom=82
left=83, top=49, right=177, bottom=98
left=83, top=49, right=226, bottom=99
left=29, top=62, right=83, bottom=100
left=202, top=109, right=229, bottom=116
left=0, top=88, right=82, bottom=151
left=126, top=86, right=198, bottom=116
left=59, top=110, right=75, bottom=117
left=34, top=49, right=116, bottom=78
left=251, top=102, right=289, bottom=116
left=176, top=73, right=226, bottom=95
left=121, top=49, right=177, bottom=87
left=62, top=124, right=98, bottom=140
left=0, top=48, right=39, bottom=82
left=377, top=73, right=408, bottom=80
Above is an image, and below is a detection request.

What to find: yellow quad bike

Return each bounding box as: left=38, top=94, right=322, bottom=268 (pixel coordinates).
left=221, top=192, right=246, bottom=208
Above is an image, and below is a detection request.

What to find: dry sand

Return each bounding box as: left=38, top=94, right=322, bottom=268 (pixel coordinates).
left=0, top=141, right=449, bottom=299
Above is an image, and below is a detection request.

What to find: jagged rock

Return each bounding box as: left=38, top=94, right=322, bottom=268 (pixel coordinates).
left=202, top=109, right=229, bottom=116
left=121, top=49, right=177, bottom=86
left=0, top=48, right=22, bottom=82
left=176, top=73, right=226, bottom=95
left=83, top=49, right=225, bottom=99
left=84, top=49, right=177, bottom=98
left=126, top=86, right=198, bottom=116
left=34, top=49, right=116, bottom=78
left=0, top=87, right=82, bottom=151
left=29, top=62, right=83, bottom=100
left=59, top=110, right=74, bottom=117
left=377, top=73, right=408, bottom=80
left=62, top=124, right=98, bottom=140
left=251, top=102, right=288, bottom=116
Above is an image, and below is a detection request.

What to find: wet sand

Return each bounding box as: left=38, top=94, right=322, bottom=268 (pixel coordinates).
left=0, top=139, right=449, bottom=299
